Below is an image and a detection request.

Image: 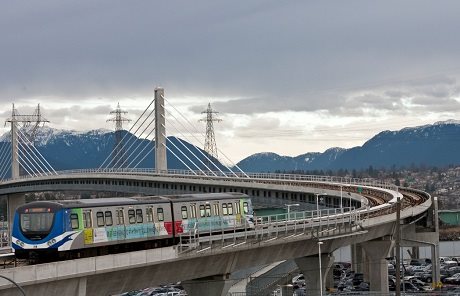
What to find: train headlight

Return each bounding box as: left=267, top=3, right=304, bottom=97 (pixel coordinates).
left=47, top=239, right=56, bottom=246
left=15, top=239, right=24, bottom=247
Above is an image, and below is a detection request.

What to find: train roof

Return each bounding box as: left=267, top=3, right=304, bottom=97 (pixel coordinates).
left=163, top=192, right=248, bottom=202
left=16, top=193, right=249, bottom=210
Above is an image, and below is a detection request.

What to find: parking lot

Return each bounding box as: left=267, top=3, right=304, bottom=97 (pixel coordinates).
left=288, top=257, right=460, bottom=295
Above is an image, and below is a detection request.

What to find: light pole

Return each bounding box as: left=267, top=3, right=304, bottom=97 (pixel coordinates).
left=318, top=241, right=324, bottom=296
left=285, top=203, right=300, bottom=220
left=340, top=185, right=343, bottom=210
left=315, top=193, right=327, bottom=217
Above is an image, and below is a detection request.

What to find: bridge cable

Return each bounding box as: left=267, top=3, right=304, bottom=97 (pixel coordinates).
left=15, top=126, right=56, bottom=175
left=163, top=96, right=248, bottom=178
left=163, top=104, right=232, bottom=177
left=15, top=125, right=57, bottom=174
left=0, top=141, right=11, bottom=172
left=121, top=124, right=156, bottom=169
left=129, top=145, right=155, bottom=171
left=0, top=143, right=11, bottom=180
left=163, top=114, right=219, bottom=176
left=0, top=162, right=11, bottom=181
left=15, top=150, right=37, bottom=177
left=15, top=139, right=45, bottom=176
left=162, top=143, right=197, bottom=175
left=15, top=130, right=51, bottom=176
left=164, top=134, right=208, bottom=175
left=109, top=108, right=156, bottom=168
left=98, top=98, right=155, bottom=170
left=105, top=107, right=156, bottom=169
left=163, top=110, right=222, bottom=175
left=112, top=114, right=156, bottom=169
left=15, top=131, right=46, bottom=176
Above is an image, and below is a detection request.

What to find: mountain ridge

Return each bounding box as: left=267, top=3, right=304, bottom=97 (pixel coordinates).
left=0, top=120, right=459, bottom=174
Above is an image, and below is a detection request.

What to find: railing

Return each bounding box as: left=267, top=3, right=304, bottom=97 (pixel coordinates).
left=246, top=260, right=298, bottom=296
left=1, top=168, right=398, bottom=191
left=177, top=207, right=362, bottom=255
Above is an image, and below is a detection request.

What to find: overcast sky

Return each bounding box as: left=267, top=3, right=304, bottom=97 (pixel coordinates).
left=1, top=1, right=460, bottom=162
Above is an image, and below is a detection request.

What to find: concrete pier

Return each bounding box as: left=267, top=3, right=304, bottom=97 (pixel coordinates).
left=182, top=274, right=233, bottom=296
left=361, top=240, right=393, bottom=293
left=295, top=254, right=334, bottom=296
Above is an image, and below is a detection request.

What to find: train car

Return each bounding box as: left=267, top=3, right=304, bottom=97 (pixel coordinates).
left=168, top=192, right=254, bottom=234
left=12, top=192, right=253, bottom=260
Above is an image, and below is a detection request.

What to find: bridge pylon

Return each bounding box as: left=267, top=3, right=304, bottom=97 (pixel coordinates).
left=154, top=87, right=167, bottom=172
left=5, top=104, right=49, bottom=179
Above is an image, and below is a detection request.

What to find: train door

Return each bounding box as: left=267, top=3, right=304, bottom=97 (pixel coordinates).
left=82, top=210, right=93, bottom=245
left=234, top=200, right=242, bottom=224
left=115, top=207, right=125, bottom=241
left=188, top=203, right=198, bottom=233
left=145, top=206, right=156, bottom=238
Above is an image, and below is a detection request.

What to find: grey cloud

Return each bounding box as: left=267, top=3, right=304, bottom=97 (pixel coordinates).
left=1, top=0, right=460, bottom=124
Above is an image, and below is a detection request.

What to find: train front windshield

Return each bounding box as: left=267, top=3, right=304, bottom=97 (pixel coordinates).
left=20, top=208, right=55, bottom=240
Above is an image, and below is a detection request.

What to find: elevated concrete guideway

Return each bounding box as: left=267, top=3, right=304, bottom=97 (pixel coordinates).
left=0, top=171, right=436, bottom=296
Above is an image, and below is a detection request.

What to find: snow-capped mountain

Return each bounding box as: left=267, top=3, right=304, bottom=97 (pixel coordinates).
left=0, top=128, right=213, bottom=173
left=236, top=120, right=460, bottom=172
left=1, top=120, right=460, bottom=174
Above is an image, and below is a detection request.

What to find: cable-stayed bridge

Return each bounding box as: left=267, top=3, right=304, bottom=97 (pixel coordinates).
left=0, top=88, right=439, bottom=296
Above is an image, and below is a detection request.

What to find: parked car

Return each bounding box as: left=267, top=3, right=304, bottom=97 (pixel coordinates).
left=444, top=273, right=460, bottom=285
left=448, top=266, right=460, bottom=276
left=292, top=273, right=305, bottom=288
left=352, top=273, right=364, bottom=287
left=389, top=281, right=420, bottom=292
left=410, top=258, right=431, bottom=266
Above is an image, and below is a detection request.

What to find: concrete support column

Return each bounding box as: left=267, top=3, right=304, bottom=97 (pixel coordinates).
left=361, top=240, right=394, bottom=293
left=7, top=193, right=25, bottom=245
left=182, top=274, right=234, bottom=296
left=77, top=277, right=87, bottom=296
left=362, top=249, right=370, bottom=282
left=154, top=87, right=167, bottom=172
left=351, top=243, right=364, bottom=273
left=295, top=254, right=334, bottom=296
left=431, top=244, right=440, bottom=285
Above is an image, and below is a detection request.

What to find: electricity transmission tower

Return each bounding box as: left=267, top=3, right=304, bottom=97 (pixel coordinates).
left=199, top=103, right=222, bottom=166
left=107, top=103, right=131, bottom=168
left=5, top=104, right=49, bottom=179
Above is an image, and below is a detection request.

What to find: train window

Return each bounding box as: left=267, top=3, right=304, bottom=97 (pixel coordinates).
left=157, top=208, right=164, bottom=222
left=146, top=207, right=154, bottom=222
left=181, top=206, right=188, bottom=219
left=243, top=202, right=249, bottom=214
left=105, top=211, right=113, bottom=226
left=136, top=209, right=143, bottom=223
left=83, top=211, right=92, bottom=228
left=128, top=209, right=136, bottom=224
left=70, top=214, right=79, bottom=230
left=96, top=211, right=105, bottom=227
left=213, top=204, right=220, bottom=216
left=222, top=204, right=228, bottom=216
left=235, top=202, right=241, bottom=214
left=190, top=205, right=197, bottom=219
left=116, top=209, right=125, bottom=225
left=199, top=205, right=205, bottom=218
left=205, top=204, right=211, bottom=217
left=227, top=203, right=234, bottom=215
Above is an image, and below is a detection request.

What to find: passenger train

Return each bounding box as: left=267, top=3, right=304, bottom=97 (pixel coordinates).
left=12, top=192, right=253, bottom=260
